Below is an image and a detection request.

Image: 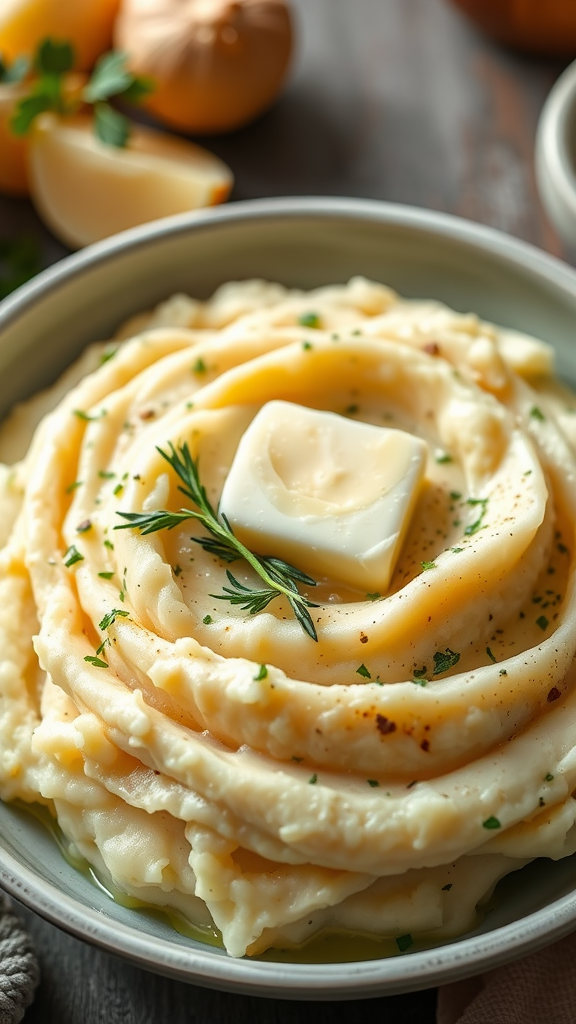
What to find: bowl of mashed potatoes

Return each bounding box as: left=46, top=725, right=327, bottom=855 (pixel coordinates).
left=3, top=196, right=576, bottom=998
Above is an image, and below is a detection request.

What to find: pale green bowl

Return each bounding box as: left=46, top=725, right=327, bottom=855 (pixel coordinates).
left=1, top=197, right=576, bottom=999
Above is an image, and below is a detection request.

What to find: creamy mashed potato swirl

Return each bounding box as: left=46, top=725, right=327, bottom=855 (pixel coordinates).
left=2, top=277, right=576, bottom=958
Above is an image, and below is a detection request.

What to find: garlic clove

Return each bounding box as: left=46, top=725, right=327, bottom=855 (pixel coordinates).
left=114, top=0, right=293, bottom=134
left=27, top=112, right=233, bottom=249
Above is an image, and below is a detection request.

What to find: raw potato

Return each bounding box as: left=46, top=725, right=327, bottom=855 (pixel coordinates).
left=0, top=73, right=87, bottom=199
left=114, top=0, right=293, bottom=134
left=0, top=0, right=121, bottom=71
left=27, top=112, right=233, bottom=248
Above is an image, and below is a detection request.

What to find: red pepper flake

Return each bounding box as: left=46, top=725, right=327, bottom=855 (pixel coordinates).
left=423, top=342, right=440, bottom=356
left=547, top=687, right=561, bottom=702
left=376, top=714, right=396, bottom=735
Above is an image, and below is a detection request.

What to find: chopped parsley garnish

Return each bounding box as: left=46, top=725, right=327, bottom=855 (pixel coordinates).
left=544, top=773, right=554, bottom=782
left=413, top=665, right=427, bottom=679
left=84, top=655, right=108, bottom=669
left=100, top=345, right=118, bottom=365
left=309, top=773, right=318, bottom=785
left=0, top=235, right=42, bottom=300
left=367, top=779, right=380, bottom=787
left=482, top=816, right=501, bottom=830
left=451, top=546, right=464, bottom=553
left=99, top=608, right=129, bottom=631
left=113, top=483, right=124, bottom=496
left=432, top=649, right=460, bottom=675
left=464, top=496, right=488, bottom=536
left=356, top=663, right=371, bottom=679
left=254, top=664, right=268, bottom=681
left=530, top=406, right=546, bottom=422
left=192, top=357, right=207, bottom=374
left=63, top=545, right=83, bottom=567
left=65, top=480, right=82, bottom=494
left=499, top=669, right=508, bottom=676
left=103, top=539, right=114, bottom=550
left=486, top=646, right=497, bottom=663
left=435, top=452, right=452, bottom=464
left=536, top=615, right=549, bottom=631
left=396, top=934, right=413, bottom=952
left=298, top=312, right=321, bottom=329
left=98, top=571, right=114, bottom=580
left=345, top=404, right=359, bottom=415
left=115, top=442, right=319, bottom=640
left=449, top=491, right=462, bottom=501
left=73, top=408, right=106, bottom=422
left=203, top=614, right=213, bottom=625
left=366, top=592, right=381, bottom=601
left=98, top=470, right=116, bottom=479
left=173, top=564, right=182, bottom=577
left=441, top=884, right=453, bottom=892
left=421, top=560, right=436, bottom=571
left=302, top=340, right=313, bottom=351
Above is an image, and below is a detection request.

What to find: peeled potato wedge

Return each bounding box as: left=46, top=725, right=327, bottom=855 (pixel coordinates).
left=27, top=113, right=234, bottom=249
left=0, top=0, right=121, bottom=71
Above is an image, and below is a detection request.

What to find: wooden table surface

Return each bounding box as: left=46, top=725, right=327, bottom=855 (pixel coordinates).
left=0, top=0, right=572, bottom=1020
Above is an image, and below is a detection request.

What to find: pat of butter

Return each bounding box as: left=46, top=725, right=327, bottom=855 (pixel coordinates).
left=219, top=401, right=427, bottom=591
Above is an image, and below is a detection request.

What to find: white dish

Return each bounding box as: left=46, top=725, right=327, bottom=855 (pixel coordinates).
left=536, top=59, right=576, bottom=251
left=2, top=197, right=576, bottom=999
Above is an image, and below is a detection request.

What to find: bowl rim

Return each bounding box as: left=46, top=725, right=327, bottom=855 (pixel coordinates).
left=3, top=196, right=576, bottom=999
left=536, top=59, right=576, bottom=222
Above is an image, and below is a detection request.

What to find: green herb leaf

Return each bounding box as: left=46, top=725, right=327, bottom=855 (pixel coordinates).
left=121, top=75, right=156, bottom=104
left=93, top=101, right=130, bottom=148
left=99, top=608, right=130, bottom=631
left=202, top=614, right=213, bottom=625
left=84, top=655, right=108, bottom=669
left=356, top=663, right=371, bottom=679
left=98, top=571, right=115, bottom=580
left=0, top=235, right=42, bottom=299
left=396, top=934, right=413, bottom=952
left=254, top=664, right=268, bottom=680
left=366, top=592, right=381, bottom=601
left=536, top=615, right=549, bottom=631
left=63, top=545, right=83, bottom=567
left=435, top=452, right=452, bottom=464
left=115, top=442, right=320, bottom=640
left=83, top=50, right=133, bottom=103
left=530, top=406, right=545, bottom=422
left=486, top=646, right=496, bottom=663
left=421, top=560, right=436, bottom=571
left=482, top=816, right=501, bottom=830
left=298, top=312, right=321, bottom=329
left=0, top=54, right=30, bottom=84
left=10, top=92, right=53, bottom=135
left=432, top=648, right=460, bottom=675
left=36, top=38, right=74, bottom=75
left=367, top=779, right=379, bottom=787
left=309, top=773, right=317, bottom=784
left=192, top=357, right=207, bottom=374
left=544, top=772, right=554, bottom=782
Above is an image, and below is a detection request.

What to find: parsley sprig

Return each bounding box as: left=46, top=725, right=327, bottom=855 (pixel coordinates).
left=115, top=442, right=320, bottom=641
left=11, top=38, right=154, bottom=148
left=0, top=235, right=42, bottom=300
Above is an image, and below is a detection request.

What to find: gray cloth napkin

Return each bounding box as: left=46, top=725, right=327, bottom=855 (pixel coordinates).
left=0, top=895, right=39, bottom=1024
left=437, top=930, right=576, bottom=1024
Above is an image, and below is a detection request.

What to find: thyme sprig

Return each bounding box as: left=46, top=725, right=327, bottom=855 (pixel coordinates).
left=114, top=442, right=319, bottom=640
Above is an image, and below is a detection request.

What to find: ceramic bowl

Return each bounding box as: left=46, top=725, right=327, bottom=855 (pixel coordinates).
left=536, top=59, right=576, bottom=252
left=2, top=197, right=576, bottom=999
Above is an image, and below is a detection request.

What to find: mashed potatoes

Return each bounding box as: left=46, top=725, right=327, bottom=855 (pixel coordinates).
left=1, top=277, right=576, bottom=958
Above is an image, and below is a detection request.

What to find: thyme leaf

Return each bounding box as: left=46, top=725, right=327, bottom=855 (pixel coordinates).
left=115, top=442, right=319, bottom=640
